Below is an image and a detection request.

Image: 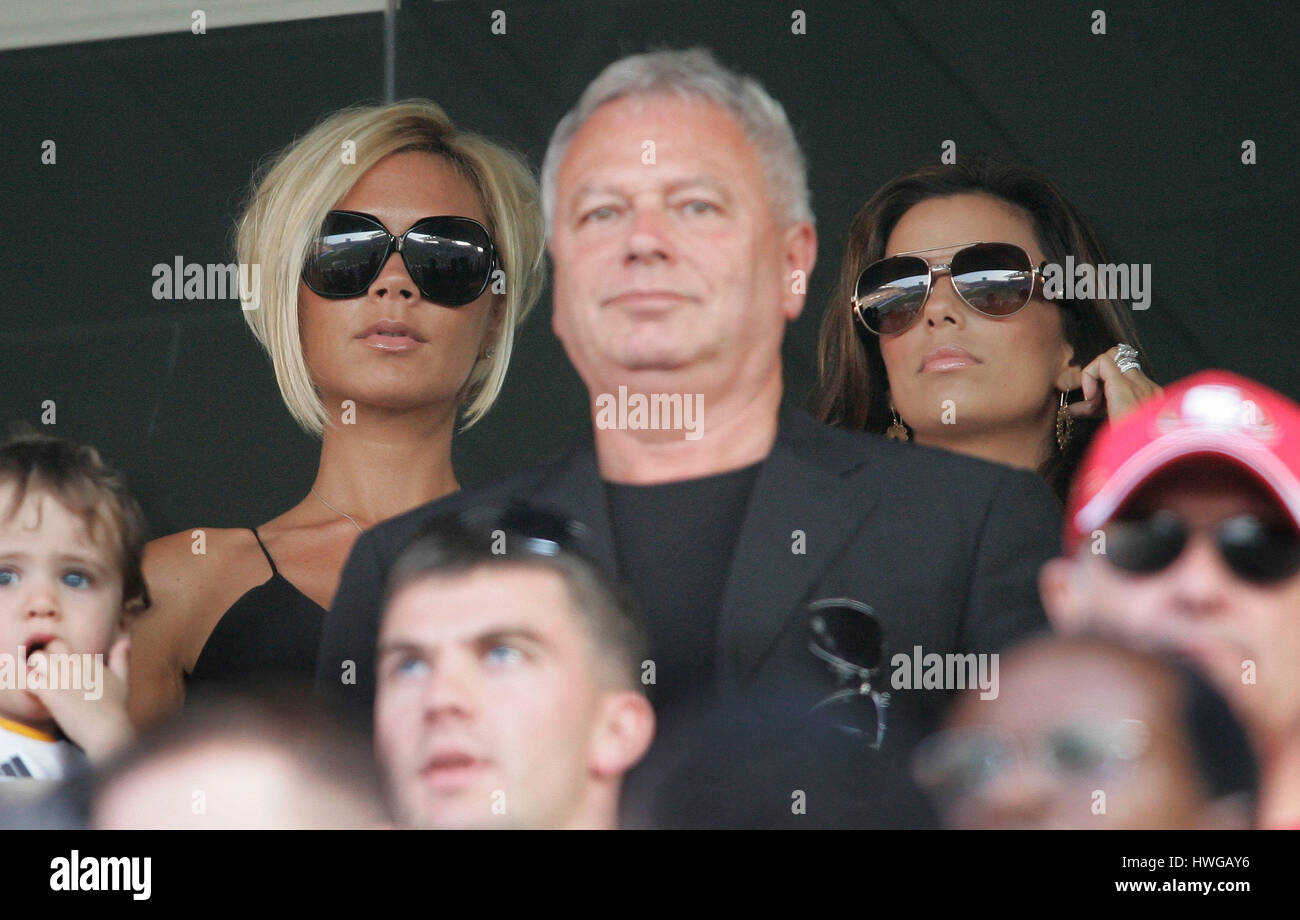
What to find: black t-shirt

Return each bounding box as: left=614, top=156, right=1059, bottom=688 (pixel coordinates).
left=605, top=462, right=761, bottom=717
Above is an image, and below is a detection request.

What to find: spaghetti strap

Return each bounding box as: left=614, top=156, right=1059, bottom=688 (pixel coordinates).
left=188, top=527, right=325, bottom=690
left=249, top=527, right=279, bottom=577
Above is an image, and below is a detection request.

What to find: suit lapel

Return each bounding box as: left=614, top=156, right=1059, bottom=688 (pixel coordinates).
left=716, top=408, right=881, bottom=688
left=511, top=411, right=883, bottom=693
left=520, top=437, right=620, bottom=576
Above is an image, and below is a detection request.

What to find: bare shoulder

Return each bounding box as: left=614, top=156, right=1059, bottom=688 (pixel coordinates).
left=129, top=527, right=273, bottom=729
left=138, top=527, right=274, bottom=662
left=144, top=526, right=265, bottom=603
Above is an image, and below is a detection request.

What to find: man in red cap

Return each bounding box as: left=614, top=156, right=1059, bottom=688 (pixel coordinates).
left=1040, top=370, right=1300, bottom=828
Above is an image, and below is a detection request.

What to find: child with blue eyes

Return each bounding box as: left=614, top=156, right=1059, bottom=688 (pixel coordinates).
left=0, top=432, right=150, bottom=782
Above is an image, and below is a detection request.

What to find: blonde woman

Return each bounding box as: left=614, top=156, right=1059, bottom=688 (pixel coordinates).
left=129, top=101, right=546, bottom=727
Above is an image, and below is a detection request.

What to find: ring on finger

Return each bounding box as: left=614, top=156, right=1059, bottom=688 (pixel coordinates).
left=1114, top=343, right=1141, bottom=374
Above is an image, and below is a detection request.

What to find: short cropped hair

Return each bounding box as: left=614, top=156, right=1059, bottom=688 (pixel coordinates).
left=386, top=511, right=648, bottom=692
left=0, top=430, right=150, bottom=613
left=540, top=48, right=813, bottom=234
left=236, top=99, right=547, bottom=435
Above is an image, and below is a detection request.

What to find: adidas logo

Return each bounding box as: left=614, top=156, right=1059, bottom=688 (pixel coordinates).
left=0, top=755, right=32, bottom=778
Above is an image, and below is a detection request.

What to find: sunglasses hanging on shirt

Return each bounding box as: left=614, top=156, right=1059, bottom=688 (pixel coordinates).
left=806, top=597, right=891, bottom=750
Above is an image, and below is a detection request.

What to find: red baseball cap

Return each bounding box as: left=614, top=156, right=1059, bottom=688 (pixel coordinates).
left=1065, top=370, right=1300, bottom=551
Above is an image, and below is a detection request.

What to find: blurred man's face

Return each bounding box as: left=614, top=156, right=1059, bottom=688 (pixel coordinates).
left=548, top=92, right=813, bottom=399
left=375, top=566, right=628, bottom=829
left=1044, top=463, right=1300, bottom=739
left=93, top=743, right=381, bottom=829
left=931, top=646, right=1213, bottom=829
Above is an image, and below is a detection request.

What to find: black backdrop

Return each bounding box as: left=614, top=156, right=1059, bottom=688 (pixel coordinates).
left=1, top=0, right=1296, bottom=538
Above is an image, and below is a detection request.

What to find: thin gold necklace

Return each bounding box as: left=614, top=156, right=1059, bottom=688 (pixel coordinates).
left=310, top=487, right=364, bottom=533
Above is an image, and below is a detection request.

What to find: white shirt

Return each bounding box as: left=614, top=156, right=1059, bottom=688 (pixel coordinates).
left=0, top=717, right=88, bottom=782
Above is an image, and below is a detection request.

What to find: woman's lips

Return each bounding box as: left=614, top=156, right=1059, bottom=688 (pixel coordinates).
left=920, top=345, right=981, bottom=373
left=359, top=321, right=425, bottom=352
left=362, top=333, right=422, bottom=352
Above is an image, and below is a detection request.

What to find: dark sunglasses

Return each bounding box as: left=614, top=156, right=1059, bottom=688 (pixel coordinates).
left=1105, top=510, right=1300, bottom=584
left=806, top=598, right=890, bottom=750
left=302, top=209, right=496, bottom=305
left=490, top=503, right=593, bottom=559
left=852, top=241, right=1048, bottom=336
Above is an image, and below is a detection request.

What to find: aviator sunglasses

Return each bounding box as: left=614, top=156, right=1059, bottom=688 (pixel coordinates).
left=302, top=209, right=496, bottom=305
left=1104, top=510, right=1300, bottom=585
left=911, top=719, right=1151, bottom=803
left=852, top=241, right=1049, bottom=336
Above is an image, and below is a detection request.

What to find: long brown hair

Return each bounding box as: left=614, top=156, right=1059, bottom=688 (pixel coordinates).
left=812, top=156, right=1150, bottom=502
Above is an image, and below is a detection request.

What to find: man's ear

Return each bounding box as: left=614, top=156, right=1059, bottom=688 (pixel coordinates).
left=781, top=220, right=818, bottom=322
left=1039, top=556, right=1085, bottom=633
left=590, top=690, right=655, bottom=779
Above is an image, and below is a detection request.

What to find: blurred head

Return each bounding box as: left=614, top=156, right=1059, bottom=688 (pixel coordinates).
left=236, top=100, right=546, bottom=435
left=814, top=157, right=1146, bottom=501
left=542, top=49, right=816, bottom=404
left=0, top=432, right=148, bottom=732
left=92, top=689, right=385, bottom=829
left=1042, top=371, right=1300, bottom=744
left=375, top=513, right=654, bottom=829
left=913, top=636, right=1257, bottom=829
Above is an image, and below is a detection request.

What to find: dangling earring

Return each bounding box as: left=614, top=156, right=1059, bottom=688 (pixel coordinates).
left=886, top=408, right=910, bottom=442
left=1055, top=390, right=1073, bottom=451
left=480, top=344, right=496, bottom=361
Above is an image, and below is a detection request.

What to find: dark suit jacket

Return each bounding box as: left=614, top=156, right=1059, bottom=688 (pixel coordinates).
left=315, top=405, right=1061, bottom=751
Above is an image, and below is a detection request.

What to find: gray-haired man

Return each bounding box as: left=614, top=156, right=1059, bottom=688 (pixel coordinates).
left=319, top=49, right=1059, bottom=822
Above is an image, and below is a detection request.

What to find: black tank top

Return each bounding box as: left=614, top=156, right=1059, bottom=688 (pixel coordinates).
left=186, top=528, right=327, bottom=691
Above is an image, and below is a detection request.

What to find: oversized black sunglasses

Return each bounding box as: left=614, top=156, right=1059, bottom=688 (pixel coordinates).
left=302, top=209, right=496, bottom=306
left=1105, top=510, right=1300, bottom=584
left=853, top=241, right=1048, bottom=337
left=806, top=598, right=891, bottom=750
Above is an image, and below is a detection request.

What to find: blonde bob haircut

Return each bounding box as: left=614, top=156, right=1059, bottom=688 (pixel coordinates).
left=236, top=99, right=546, bottom=436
